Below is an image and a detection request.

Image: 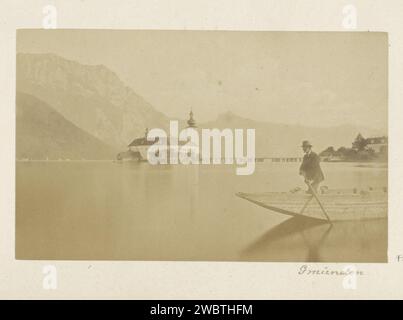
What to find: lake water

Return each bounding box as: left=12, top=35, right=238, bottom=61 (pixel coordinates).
left=16, top=161, right=387, bottom=262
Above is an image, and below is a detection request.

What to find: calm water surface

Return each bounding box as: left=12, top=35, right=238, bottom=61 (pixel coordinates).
left=16, top=161, right=387, bottom=262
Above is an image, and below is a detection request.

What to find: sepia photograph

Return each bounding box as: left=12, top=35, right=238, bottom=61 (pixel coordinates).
left=15, top=29, right=388, bottom=263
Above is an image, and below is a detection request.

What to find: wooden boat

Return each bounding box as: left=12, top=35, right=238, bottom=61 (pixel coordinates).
left=236, top=187, right=387, bottom=222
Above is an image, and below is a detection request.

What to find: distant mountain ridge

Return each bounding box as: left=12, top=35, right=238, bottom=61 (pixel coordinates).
left=16, top=92, right=117, bottom=160
left=16, top=53, right=384, bottom=160
left=201, top=111, right=383, bottom=158
left=17, top=53, right=169, bottom=148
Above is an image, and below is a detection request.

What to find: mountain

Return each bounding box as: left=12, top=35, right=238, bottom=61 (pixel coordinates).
left=16, top=92, right=117, bottom=160
left=17, top=53, right=169, bottom=148
left=16, top=53, right=385, bottom=159
left=201, top=111, right=384, bottom=158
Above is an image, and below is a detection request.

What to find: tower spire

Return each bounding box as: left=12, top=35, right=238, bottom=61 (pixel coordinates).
left=187, top=109, right=197, bottom=128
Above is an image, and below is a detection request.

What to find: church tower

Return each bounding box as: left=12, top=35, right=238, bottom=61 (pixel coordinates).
left=187, top=110, right=197, bottom=128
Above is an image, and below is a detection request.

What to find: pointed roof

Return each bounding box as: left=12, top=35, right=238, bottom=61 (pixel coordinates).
left=187, top=110, right=197, bottom=128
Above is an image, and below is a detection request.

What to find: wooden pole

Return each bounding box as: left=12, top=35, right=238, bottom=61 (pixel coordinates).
left=306, top=182, right=332, bottom=224
left=299, top=196, right=313, bottom=215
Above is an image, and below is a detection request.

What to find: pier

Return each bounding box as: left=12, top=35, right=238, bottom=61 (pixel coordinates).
left=255, top=157, right=303, bottom=163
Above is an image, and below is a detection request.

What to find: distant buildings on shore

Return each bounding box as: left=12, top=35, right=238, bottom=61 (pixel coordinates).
left=365, top=136, right=388, bottom=154
left=117, top=115, right=388, bottom=165
left=320, top=134, right=388, bottom=162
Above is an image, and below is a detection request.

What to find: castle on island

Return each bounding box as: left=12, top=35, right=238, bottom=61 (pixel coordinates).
left=116, top=111, right=197, bottom=161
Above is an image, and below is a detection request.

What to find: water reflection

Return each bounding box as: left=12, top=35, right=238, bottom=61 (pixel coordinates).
left=303, top=223, right=333, bottom=262
left=241, top=217, right=387, bottom=262
left=16, top=161, right=387, bottom=262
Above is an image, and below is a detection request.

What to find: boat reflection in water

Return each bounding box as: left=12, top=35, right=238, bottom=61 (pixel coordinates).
left=241, top=216, right=387, bottom=262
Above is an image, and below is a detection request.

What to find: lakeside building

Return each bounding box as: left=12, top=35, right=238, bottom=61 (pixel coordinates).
left=117, top=111, right=198, bottom=161
left=320, top=134, right=388, bottom=162
left=365, top=136, right=388, bottom=154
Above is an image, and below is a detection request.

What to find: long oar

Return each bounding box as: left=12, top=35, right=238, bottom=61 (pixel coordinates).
left=306, top=181, right=332, bottom=224
left=299, top=195, right=313, bottom=215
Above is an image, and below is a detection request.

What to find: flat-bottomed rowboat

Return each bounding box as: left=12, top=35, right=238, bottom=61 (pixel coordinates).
left=236, top=187, right=387, bottom=221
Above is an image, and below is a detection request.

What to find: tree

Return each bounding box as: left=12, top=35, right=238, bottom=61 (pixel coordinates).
left=319, top=146, right=335, bottom=156
left=352, top=133, right=368, bottom=151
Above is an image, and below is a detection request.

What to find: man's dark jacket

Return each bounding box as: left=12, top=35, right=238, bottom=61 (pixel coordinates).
left=299, top=151, right=324, bottom=183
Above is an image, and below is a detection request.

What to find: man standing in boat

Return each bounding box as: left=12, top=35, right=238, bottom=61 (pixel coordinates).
left=299, top=140, right=324, bottom=194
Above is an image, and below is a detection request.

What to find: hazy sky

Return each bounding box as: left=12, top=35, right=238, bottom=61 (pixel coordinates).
left=17, top=30, right=387, bottom=131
